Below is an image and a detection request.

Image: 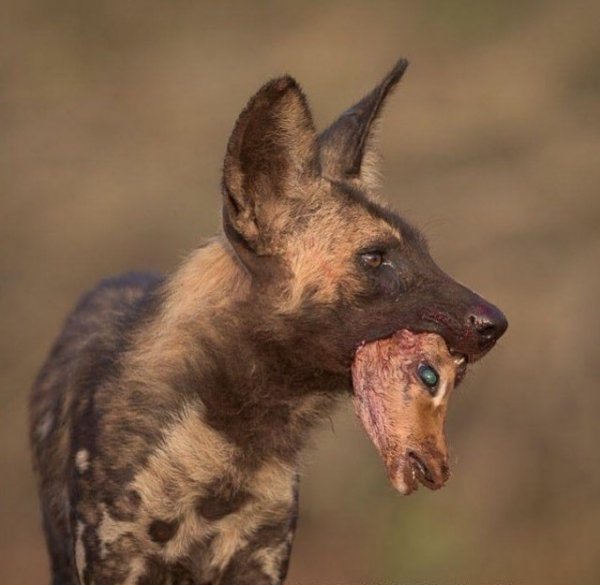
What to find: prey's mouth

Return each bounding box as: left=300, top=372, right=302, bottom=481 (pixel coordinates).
left=408, top=452, right=437, bottom=490
left=397, top=450, right=450, bottom=495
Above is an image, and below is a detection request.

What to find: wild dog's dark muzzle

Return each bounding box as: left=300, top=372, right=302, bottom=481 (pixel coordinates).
left=417, top=283, right=508, bottom=363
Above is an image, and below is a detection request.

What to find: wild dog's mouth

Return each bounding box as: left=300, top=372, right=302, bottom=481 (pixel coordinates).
left=351, top=330, right=460, bottom=495
left=420, top=302, right=508, bottom=364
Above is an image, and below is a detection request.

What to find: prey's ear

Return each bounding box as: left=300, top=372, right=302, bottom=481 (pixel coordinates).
left=222, top=76, right=319, bottom=256
left=318, top=59, right=408, bottom=190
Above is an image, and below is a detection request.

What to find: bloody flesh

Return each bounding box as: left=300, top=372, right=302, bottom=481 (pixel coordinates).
left=352, top=330, right=462, bottom=494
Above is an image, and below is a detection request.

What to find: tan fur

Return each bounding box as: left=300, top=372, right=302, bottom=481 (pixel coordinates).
left=254, top=542, right=292, bottom=582
left=127, top=239, right=250, bottom=376
left=278, top=187, right=402, bottom=313
left=132, top=403, right=237, bottom=508
left=207, top=460, right=295, bottom=573
left=74, top=521, right=86, bottom=581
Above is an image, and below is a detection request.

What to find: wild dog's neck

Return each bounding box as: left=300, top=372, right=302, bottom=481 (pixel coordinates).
left=130, top=238, right=341, bottom=466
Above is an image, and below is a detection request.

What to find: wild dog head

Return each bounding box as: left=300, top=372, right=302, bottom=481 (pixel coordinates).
left=221, top=59, right=507, bottom=380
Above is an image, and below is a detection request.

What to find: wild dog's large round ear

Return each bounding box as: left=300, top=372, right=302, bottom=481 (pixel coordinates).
left=318, top=59, right=409, bottom=191
left=222, top=76, right=319, bottom=258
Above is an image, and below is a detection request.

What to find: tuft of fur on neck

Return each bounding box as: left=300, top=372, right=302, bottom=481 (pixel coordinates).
left=164, top=237, right=252, bottom=321
left=126, top=238, right=248, bottom=369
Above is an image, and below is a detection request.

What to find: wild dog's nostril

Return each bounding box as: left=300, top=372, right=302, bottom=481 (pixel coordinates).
left=477, top=321, right=497, bottom=338
left=468, top=304, right=508, bottom=345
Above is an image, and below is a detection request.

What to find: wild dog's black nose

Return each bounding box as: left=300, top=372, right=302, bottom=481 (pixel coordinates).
left=468, top=304, right=508, bottom=347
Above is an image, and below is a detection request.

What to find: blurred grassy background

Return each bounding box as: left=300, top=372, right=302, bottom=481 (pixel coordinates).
left=2, top=0, right=600, bottom=583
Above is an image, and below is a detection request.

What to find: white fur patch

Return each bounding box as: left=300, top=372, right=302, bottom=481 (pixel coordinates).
left=123, top=557, right=146, bottom=585
left=75, top=449, right=90, bottom=473
left=36, top=412, right=54, bottom=441
left=97, top=506, right=134, bottom=559
left=75, top=521, right=86, bottom=582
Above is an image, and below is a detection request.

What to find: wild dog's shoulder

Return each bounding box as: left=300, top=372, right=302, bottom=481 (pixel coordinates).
left=45, top=271, right=164, bottom=370
left=69, top=271, right=164, bottom=334
left=30, top=271, right=164, bottom=463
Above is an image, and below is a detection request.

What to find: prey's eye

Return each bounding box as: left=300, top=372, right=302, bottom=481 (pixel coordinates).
left=360, top=251, right=384, bottom=268
left=417, top=363, right=439, bottom=395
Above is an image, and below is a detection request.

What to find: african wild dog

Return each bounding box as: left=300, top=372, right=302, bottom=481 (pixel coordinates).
left=30, top=59, right=507, bottom=585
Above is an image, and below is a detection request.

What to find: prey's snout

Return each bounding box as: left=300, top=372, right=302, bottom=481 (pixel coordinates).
left=352, top=330, right=458, bottom=495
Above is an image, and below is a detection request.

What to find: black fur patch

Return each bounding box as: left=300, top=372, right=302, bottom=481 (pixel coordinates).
left=196, top=481, right=251, bottom=521
left=148, top=518, right=180, bottom=544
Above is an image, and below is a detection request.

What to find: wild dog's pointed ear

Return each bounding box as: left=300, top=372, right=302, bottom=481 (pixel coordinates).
left=318, top=59, right=409, bottom=190
left=222, top=76, right=319, bottom=255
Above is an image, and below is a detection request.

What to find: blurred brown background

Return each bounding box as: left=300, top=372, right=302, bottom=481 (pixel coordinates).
left=2, top=0, right=599, bottom=583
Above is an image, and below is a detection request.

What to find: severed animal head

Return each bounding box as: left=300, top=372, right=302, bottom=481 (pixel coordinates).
left=353, top=330, right=464, bottom=494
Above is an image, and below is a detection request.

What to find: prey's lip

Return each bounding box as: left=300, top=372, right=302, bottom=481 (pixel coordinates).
left=408, top=452, right=437, bottom=490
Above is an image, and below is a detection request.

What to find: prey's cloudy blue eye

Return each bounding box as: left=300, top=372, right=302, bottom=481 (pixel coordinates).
left=417, top=363, right=439, bottom=394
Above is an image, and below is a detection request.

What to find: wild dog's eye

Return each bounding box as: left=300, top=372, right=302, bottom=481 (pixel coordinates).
left=360, top=251, right=384, bottom=268
left=417, top=363, right=439, bottom=395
